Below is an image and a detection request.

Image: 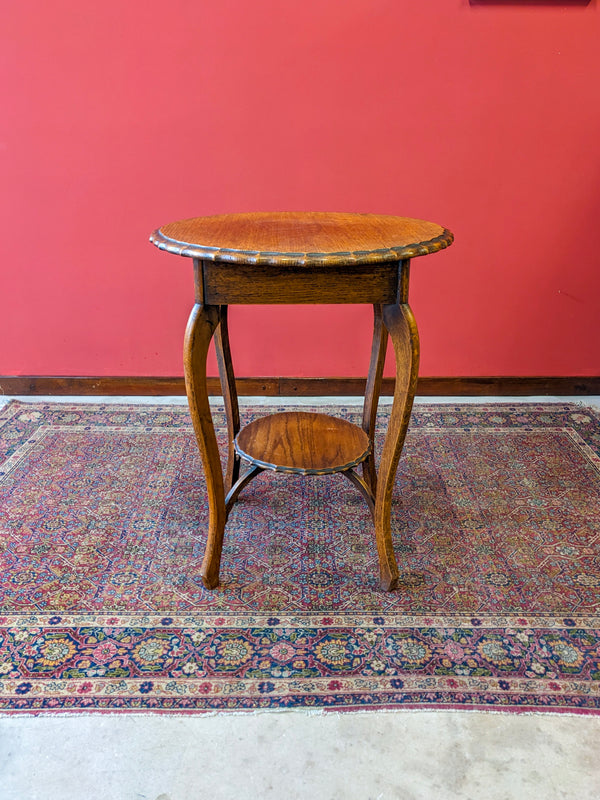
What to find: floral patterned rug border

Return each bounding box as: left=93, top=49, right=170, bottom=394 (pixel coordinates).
left=0, top=400, right=599, bottom=714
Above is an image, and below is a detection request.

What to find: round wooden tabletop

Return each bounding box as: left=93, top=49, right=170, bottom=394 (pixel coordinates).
left=235, top=411, right=370, bottom=475
left=150, top=211, right=453, bottom=266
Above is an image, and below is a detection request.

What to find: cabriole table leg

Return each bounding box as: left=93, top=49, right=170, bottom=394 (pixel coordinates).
left=183, top=302, right=227, bottom=590
left=214, top=305, right=241, bottom=496
left=374, top=298, right=420, bottom=591
left=362, top=303, right=389, bottom=496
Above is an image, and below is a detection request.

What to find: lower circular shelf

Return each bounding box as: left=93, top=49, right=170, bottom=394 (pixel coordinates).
left=234, top=411, right=370, bottom=475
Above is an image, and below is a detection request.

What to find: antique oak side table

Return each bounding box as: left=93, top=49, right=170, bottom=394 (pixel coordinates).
left=150, top=212, right=453, bottom=591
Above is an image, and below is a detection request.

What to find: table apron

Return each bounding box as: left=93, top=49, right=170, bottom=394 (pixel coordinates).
left=201, top=260, right=400, bottom=305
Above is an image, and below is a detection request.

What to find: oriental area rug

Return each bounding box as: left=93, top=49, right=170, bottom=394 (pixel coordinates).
left=0, top=400, right=599, bottom=715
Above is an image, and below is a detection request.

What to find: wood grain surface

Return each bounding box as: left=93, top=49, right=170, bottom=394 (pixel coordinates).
left=183, top=303, right=226, bottom=590
left=235, top=411, right=370, bottom=475
left=151, top=211, right=453, bottom=266
left=202, top=260, right=399, bottom=304
left=362, top=303, right=389, bottom=495
left=2, top=375, right=599, bottom=396
left=373, top=302, right=420, bottom=591
left=214, top=305, right=240, bottom=495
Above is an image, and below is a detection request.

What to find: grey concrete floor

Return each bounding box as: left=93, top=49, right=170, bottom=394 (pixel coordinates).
left=1, top=395, right=599, bottom=800
left=2, top=711, right=600, bottom=800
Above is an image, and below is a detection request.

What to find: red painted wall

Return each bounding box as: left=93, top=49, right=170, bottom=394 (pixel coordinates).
left=2, top=0, right=599, bottom=378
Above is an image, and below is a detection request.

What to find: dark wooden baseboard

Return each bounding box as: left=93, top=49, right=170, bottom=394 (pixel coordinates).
left=1, top=375, right=599, bottom=396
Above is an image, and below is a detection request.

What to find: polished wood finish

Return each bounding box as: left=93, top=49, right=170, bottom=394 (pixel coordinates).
left=342, top=468, right=375, bottom=520
left=183, top=303, right=225, bottom=590
left=375, top=302, right=420, bottom=591
left=214, top=305, right=240, bottom=495
left=203, top=260, right=399, bottom=305
left=225, top=465, right=263, bottom=517
left=165, top=213, right=454, bottom=589
left=362, top=303, right=389, bottom=495
left=151, top=211, right=453, bottom=266
left=235, top=411, right=370, bottom=475
left=153, top=211, right=447, bottom=592
left=4, top=375, right=600, bottom=396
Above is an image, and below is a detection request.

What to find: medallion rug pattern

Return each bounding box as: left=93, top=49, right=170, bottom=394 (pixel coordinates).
left=0, top=401, right=599, bottom=714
